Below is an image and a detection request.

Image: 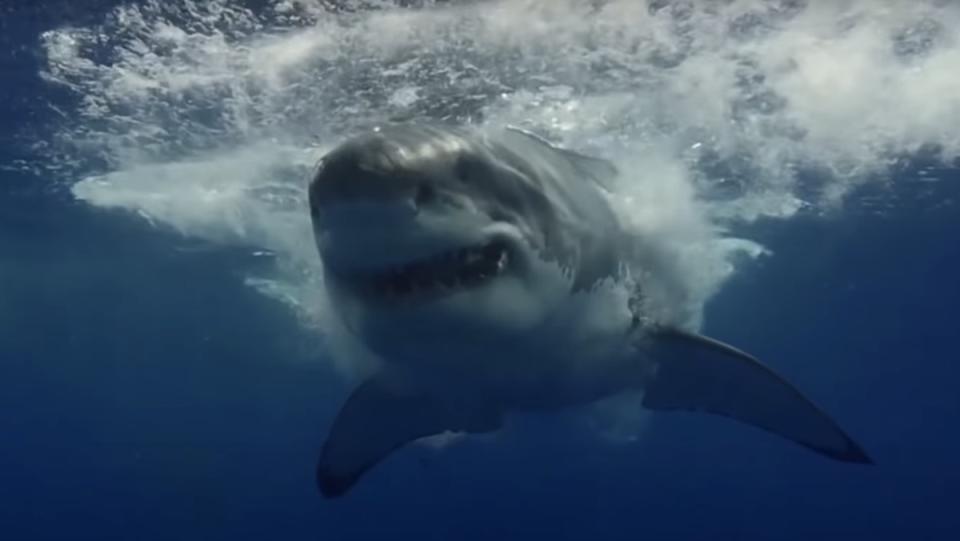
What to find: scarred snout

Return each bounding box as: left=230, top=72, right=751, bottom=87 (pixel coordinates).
left=309, top=134, right=420, bottom=215
left=309, top=125, right=470, bottom=219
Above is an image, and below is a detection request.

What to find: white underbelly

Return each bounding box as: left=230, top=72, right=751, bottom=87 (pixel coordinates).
left=362, top=278, right=643, bottom=410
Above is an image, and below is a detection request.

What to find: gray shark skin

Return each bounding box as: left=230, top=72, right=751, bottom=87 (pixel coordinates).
left=308, top=123, right=871, bottom=498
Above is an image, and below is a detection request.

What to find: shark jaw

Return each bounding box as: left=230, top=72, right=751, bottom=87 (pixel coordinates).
left=329, top=238, right=513, bottom=305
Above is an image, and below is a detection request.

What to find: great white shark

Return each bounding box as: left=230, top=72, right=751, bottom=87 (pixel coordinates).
left=308, top=123, right=871, bottom=497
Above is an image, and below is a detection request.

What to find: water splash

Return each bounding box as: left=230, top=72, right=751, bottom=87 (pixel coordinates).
left=36, top=0, right=960, bottom=374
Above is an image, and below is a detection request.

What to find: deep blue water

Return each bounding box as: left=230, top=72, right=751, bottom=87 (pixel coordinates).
left=3, top=2, right=960, bottom=540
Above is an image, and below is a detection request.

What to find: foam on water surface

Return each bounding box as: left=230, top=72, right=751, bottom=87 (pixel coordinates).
left=35, top=0, right=960, bottom=393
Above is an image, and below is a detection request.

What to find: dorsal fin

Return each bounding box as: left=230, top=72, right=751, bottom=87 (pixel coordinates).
left=505, top=126, right=619, bottom=191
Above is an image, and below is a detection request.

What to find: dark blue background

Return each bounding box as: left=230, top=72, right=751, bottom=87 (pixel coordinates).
left=3, top=3, right=960, bottom=539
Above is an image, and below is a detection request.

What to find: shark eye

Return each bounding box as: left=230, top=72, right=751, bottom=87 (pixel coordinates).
left=455, top=155, right=486, bottom=183
left=489, top=209, right=510, bottom=222
left=415, top=183, right=437, bottom=207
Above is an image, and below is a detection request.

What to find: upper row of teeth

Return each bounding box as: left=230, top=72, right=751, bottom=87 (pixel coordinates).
left=368, top=246, right=508, bottom=298
left=431, top=246, right=486, bottom=266
left=395, top=245, right=499, bottom=275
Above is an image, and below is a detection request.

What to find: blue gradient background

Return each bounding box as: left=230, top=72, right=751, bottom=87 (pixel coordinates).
left=3, top=2, right=960, bottom=539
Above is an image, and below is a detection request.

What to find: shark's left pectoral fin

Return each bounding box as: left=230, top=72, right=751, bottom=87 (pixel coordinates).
left=318, top=376, right=503, bottom=498
left=643, top=328, right=872, bottom=464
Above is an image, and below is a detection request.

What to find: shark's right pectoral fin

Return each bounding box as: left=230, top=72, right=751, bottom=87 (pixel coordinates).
left=318, top=376, right=502, bottom=498
left=643, top=328, right=872, bottom=464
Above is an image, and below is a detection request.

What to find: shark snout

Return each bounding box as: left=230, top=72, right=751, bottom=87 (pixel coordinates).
left=309, top=162, right=422, bottom=260
left=310, top=129, right=458, bottom=213
left=309, top=160, right=416, bottom=214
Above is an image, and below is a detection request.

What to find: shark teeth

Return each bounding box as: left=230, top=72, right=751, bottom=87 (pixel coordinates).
left=351, top=241, right=510, bottom=301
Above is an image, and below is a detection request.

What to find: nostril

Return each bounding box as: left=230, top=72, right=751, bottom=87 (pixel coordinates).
left=415, top=183, right=437, bottom=207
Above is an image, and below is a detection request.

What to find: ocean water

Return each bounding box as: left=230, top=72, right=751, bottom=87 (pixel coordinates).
left=2, top=0, right=959, bottom=539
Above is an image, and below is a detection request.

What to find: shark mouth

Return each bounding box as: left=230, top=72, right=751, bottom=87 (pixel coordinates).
left=343, top=240, right=511, bottom=302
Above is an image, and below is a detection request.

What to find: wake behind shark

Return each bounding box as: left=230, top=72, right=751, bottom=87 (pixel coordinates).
left=308, top=123, right=871, bottom=497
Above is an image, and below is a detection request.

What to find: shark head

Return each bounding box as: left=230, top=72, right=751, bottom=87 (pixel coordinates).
left=309, top=124, right=601, bottom=356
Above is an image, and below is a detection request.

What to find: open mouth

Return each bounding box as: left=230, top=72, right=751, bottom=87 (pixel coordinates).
left=338, top=240, right=511, bottom=301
